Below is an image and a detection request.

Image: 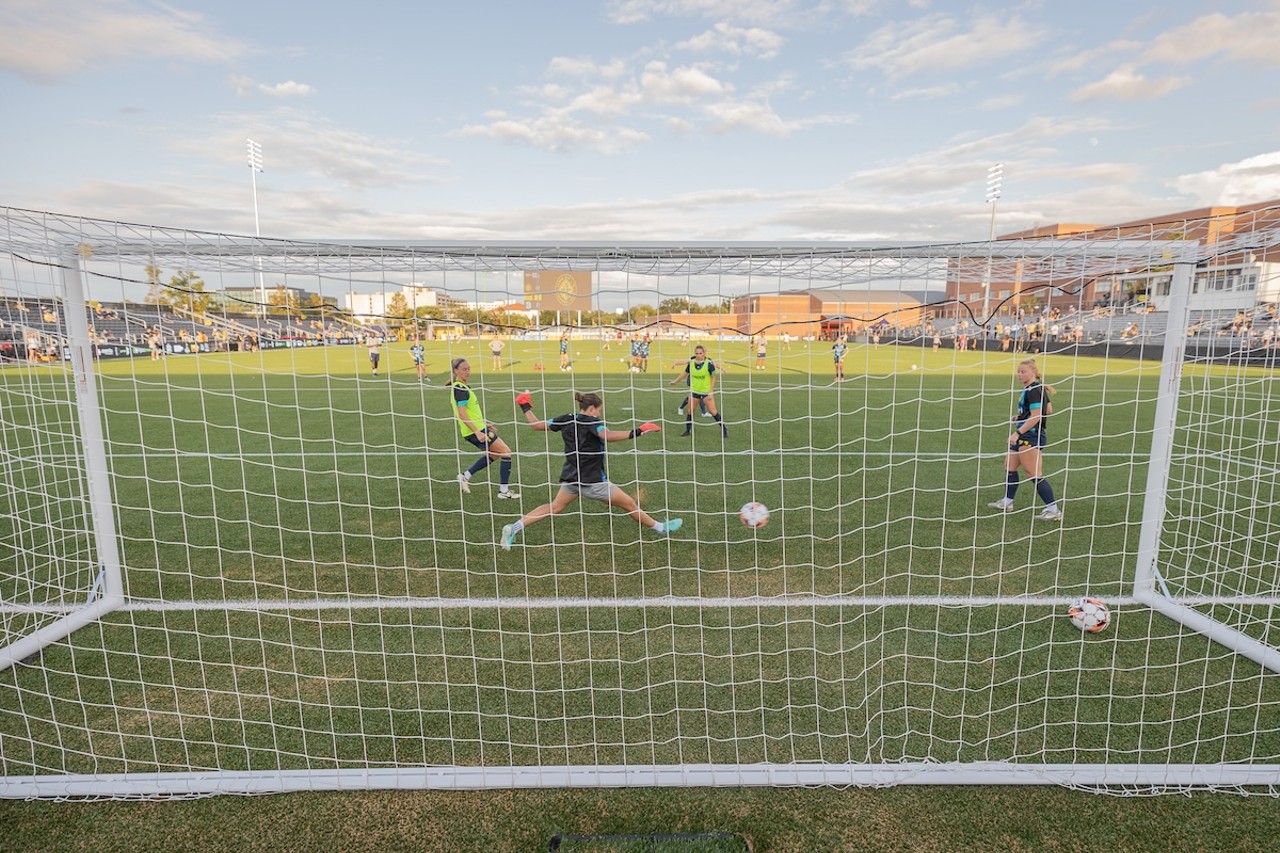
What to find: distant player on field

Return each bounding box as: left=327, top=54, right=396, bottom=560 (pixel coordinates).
left=410, top=336, right=426, bottom=381
left=988, top=358, right=1062, bottom=520
left=668, top=344, right=727, bottom=437
left=449, top=358, right=519, bottom=499
left=366, top=332, right=382, bottom=376
left=559, top=332, right=571, bottom=371
left=500, top=391, right=677, bottom=549
left=832, top=335, right=847, bottom=383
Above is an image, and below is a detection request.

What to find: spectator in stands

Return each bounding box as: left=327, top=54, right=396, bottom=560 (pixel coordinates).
left=149, top=329, right=163, bottom=360
left=27, top=333, right=40, bottom=363
left=1122, top=323, right=1139, bottom=339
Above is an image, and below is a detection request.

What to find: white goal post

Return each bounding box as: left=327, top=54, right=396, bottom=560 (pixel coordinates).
left=1, top=206, right=1278, bottom=798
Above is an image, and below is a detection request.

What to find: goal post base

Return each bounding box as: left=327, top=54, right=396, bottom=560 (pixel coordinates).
left=0, top=595, right=124, bottom=673
left=1134, top=591, right=1280, bottom=676
left=5, top=762, right=1279, bottom=799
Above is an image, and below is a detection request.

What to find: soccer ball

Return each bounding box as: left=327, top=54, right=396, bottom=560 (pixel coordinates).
left=1068, top=596, right=1111, bottom=633
left=739, top=501, right=770, bottom=528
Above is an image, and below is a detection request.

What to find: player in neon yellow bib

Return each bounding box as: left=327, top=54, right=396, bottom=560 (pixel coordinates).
left=667, top=344, right=727, bottom=438
left=449, top=358, right=519, bottom=499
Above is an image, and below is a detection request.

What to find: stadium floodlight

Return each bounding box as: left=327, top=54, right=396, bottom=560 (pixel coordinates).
left=981, top=162, right=1004, bottom=323
left=246, top=138, right=266, bottom=316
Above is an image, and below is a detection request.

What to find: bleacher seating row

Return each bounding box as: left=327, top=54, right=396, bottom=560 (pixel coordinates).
left=0, top=299, right=364, bottom=360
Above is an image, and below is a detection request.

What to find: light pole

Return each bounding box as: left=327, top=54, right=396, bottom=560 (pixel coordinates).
left=981, top=162, right=1004, bottom=326
left=246, top=139, right=266, bottom=318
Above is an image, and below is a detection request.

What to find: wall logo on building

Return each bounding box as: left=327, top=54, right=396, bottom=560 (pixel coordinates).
left=523, top=270, right=593, bottom=312
left=554, top=274, right=577, bottom=307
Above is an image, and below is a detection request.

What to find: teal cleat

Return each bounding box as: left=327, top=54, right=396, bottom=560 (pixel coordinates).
left=663, top=518, right=683, bottom=534
left=500, top=524, right=516, bottom=551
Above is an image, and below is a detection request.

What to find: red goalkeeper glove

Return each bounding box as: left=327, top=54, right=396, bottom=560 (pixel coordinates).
left=638, top=422, right=661, bottom=434
left=515, top=392, right=533, bottom=412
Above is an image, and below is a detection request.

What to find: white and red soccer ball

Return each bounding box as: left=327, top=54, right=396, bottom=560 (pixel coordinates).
left=739, top=502, right=770, bottom=529
left=1068, top=596, right=1111, bottom=633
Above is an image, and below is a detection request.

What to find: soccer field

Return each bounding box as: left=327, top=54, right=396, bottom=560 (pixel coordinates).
left=2, top=339, right=1279, bottom=789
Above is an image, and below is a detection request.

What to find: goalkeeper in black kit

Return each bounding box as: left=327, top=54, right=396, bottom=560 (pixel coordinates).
left=500, top=390, right=681, bottom=549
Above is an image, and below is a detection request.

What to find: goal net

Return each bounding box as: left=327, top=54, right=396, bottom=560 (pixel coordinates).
left=0, top=206, right=1277, bottom=798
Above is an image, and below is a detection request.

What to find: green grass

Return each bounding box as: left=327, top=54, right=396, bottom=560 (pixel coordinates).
left=1, top=338, right=1279, bottom=796
left=4, top=785, right=1280, bottom=852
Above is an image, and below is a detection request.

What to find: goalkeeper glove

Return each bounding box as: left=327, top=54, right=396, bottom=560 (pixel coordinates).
left=515, top=391, right=533, bottom=412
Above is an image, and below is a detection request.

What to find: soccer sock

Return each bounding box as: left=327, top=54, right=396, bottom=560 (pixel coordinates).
left=1005, top=472, right=1020, bottom=501
left=1034, top=477, right=1056, bottom=506
left=499, top=458, right=512, bottom=486
left=511, top=520, right=524, bottom=535
left=467, top=456, right=492, bottom=477
left=685, top=413, right=693, bottom=430
left=652, top=521, right=665, bottom=533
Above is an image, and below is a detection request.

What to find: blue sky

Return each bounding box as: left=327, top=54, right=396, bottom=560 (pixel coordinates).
left=3, top=0, right=1280, bottom=244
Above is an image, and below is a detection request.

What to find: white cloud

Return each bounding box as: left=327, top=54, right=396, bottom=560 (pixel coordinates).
left=0, top=0, right=243, bottom=83
left=548, top=57, right=628, bottom=79
left=979, top=95, right=1023, bottom=110
left=259, top=81, right=314, bottom=98
left=841, top=12, right=1048, bottom=78
left=456, top=115, right=650, bottom=155
left=703, top=100, right=858, bottom=135
left=889, top=83, right=964, bottom=101
left=183, top=108, right=446, bottom=190
left=228, top=75, right=256, bottom=97
left=1069, top=67, right=1189, bottom=103
left=1048, top=40, right=1143, bottom=76
left=1142, top=10, right=1280, bottom=66
left=677, top=23, right=785, bottom=59
left=1170, top=151, right=1280, bottom=206
left=639, top=61, right=731, bottom=103
left=607, top=0, right=813, bottom=27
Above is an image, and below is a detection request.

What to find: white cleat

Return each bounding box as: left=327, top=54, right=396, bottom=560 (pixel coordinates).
left=497, top=490, right=521, bottom=500
left=457, top=474, right=471, bottom=494
left=987, top=500, right=1014, bottom=512
left=1037, top=508, right=1064, bottom=521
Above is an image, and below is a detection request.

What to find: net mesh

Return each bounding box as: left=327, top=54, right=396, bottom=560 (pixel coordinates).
left=0, top=205, right=1278, bottom=797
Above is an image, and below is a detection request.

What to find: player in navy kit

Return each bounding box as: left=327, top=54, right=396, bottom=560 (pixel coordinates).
left=988, top=358, right=1062, bottom=520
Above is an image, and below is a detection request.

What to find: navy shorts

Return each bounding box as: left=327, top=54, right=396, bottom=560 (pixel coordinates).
left=1011, top=431, right=1047, bottom=451
left=464, top=426, right=499, bottom=450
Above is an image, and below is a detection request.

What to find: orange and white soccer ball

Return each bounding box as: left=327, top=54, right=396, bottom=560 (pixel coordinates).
left=1068, top=596, right=1111, bottom=633
left=739, top=501, right=770, bottom=529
